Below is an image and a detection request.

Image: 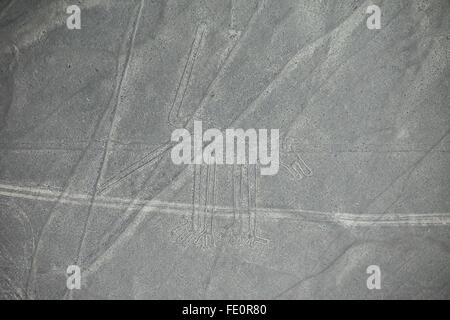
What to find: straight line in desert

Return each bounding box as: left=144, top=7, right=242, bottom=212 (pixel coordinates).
left=1, top=182, right=449, bottom=227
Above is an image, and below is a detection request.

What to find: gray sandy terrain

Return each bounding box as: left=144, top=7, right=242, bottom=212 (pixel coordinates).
left=0, top=0, right=449, bottom=299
